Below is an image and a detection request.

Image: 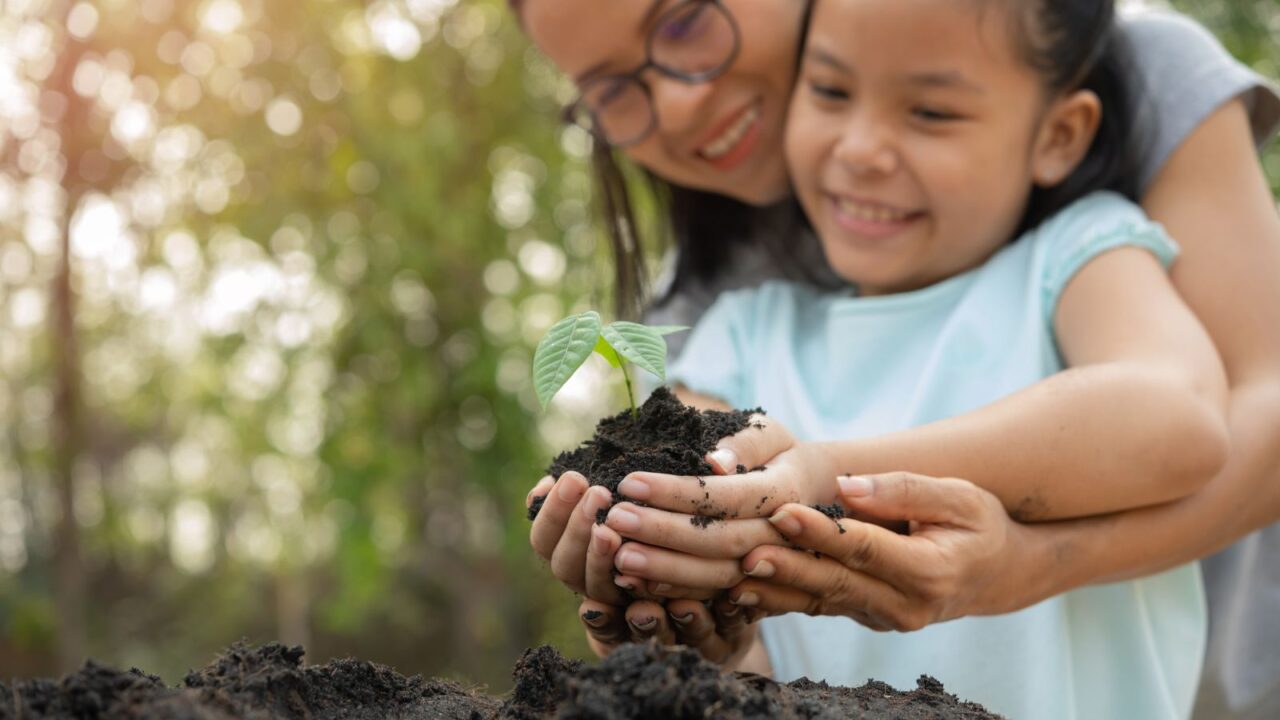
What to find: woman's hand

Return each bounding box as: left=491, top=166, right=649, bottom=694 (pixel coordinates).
left=527, top=472, right=629, bottom=604
left=576, top=596, right=763, bottom=671
left=729, top=472, right=1031, bottom=631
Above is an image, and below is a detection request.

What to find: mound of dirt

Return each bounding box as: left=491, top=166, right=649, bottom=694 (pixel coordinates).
left=1, top=641, right=1001, bottom=719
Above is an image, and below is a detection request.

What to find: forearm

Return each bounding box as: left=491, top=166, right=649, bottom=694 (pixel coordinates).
left=1002, top=379, right=1280, bottom=607
left=820, top=363, right=1229, bottom=521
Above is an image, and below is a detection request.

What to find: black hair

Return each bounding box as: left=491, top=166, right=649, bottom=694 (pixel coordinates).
left=995, top=0, right=1144, bottom=234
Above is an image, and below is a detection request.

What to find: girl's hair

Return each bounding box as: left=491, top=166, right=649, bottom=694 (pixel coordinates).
left=995, top=0, right=1144, bottom=234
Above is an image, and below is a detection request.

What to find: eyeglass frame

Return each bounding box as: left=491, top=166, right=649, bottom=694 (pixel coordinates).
left=560, top=0, right=742, bottom=148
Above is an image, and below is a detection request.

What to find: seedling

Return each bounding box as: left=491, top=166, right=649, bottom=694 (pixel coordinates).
left=533, top=311, right=686, bottom=419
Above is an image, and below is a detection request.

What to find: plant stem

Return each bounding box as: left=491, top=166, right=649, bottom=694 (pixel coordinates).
left=621, top=363, right=637, bottom=420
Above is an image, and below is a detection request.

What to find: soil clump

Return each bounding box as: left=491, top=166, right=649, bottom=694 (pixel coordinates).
left=1, top=641, right=1002, bottom=719
left=530, top=387, right=759, bottom=520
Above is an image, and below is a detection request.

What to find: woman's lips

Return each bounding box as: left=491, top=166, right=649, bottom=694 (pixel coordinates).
left=697, top=104, right=762, bottom=172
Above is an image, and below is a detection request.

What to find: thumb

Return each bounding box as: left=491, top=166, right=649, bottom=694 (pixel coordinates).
left=707, top=414, right=794, bottom=475
left=837, top=472, right=989, bottom=527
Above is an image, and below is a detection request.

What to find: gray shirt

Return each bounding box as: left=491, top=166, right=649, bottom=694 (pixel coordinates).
left=647, top=10, right=1280, bottom=720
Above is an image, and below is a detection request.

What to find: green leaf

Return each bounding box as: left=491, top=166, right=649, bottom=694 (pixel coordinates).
left=593, top=336, right=623, bottom=368
left=602, top=321, right=669, bottom=381
left=648, top=325, right=690, bottom=336
left=533, top=312, right=603, bottom=409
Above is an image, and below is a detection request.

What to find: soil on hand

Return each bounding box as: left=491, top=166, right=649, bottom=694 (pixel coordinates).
left=530, top=387, right=760, bottom=521
left=0, top=641, right=1002, bottom=719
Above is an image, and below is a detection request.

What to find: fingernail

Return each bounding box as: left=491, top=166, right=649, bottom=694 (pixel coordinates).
left=582, top=488, right=612, bottom=518
left=557, top=476, right=584, bottom=502
left=588, top=527, right=611, bottom=556
left=617, top=477, right=651, bottom=501
left=670, top=612, right=694, bottom=626
left=709, top=448, right=738, bottom=473
left=768, top=510, right=801, bottom=535
left=838, top=475, right=873, bottom=498
left=732, top=591, right=759, bottom=607
left=616, top=549, right=647, bottom=573
left=607, top=506, right=641, bottom=533
left=615, top=577, right=636, bottom=592
left=722, top=604, right=740, bottom=617
left=745, top=560, right=775, bottom=578
left=652, top=583, right=673, bottom=595
left=630, top=616, right=657, bottom=632
left=581, top=610, right=609, bottom=628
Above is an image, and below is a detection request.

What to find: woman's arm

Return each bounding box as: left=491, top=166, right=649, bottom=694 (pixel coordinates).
left=1017, top=96, right=1280, bottom=592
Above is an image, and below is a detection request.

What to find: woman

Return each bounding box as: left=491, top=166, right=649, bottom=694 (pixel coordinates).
left=514, top=0, right=1280, bottom=716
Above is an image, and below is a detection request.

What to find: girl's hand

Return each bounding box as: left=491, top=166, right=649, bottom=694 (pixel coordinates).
left=527, top=472, right=628, bottom=604
left=729, top=472, right=1028, bottom=632
left=615, top=415, right=841, bottom=520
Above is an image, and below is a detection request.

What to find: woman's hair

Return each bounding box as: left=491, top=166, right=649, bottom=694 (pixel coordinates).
left=995, top=0, right=1144, bottom=234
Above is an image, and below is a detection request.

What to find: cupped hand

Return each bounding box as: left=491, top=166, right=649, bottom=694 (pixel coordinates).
left=729, top=472, right=1028, bottom=632
left=527, top=472, right=627, bottom=604
left=577, top=596, right=762, bottom=671
left=615, top=415, right=841, bottom=519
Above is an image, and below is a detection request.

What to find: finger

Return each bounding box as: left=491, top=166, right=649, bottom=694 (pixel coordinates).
left=613, top=572, right=659, bottom=601
left=837, top=473, right=991, bottom=527
left=644, top=579, right=716, bottom=601
left=584, top=524, right=626, bottom=604
left=667, top=599, right=729, bottom=661
left=549, top=486, right=614, bottom=593
left=605, top=502, right=785, bottom=559
left=615, top=542, right=744, bottom=590
left=530, top=472, right=588, bottom=561
left=617, top=467, right=803, bottom=518
left=626, top=601, right=676, bottom=645
left=579, top=598, right=627, bottom=654
left=765, top=503, right=918, bottom=578
left=526, top=476, right=554, bottom=509
left=705, top=414, right=793, bottom=475
left=740, top=541, right=903, bottom=616
left=730, top=577, right=818, bottom=616
left=711, top=595, right=750, bottom=642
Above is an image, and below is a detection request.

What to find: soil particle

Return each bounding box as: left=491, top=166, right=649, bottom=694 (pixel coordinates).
left=532, top=388, right=759, bottom=519
left=811, top=503, right=848, bottom=533
left=1, top=641, right=1001, bottom=719
left=527, top=495, right=546, bottom=522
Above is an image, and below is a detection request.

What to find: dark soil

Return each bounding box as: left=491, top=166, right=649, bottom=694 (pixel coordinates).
left=531, top=387, right=760, bottom=520
left=811, top=503, right=848, bottom=534
left=0, top=641, right=1002, bottom=719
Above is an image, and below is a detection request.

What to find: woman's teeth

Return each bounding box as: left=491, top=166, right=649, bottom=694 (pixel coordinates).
left=836, top=198, right=913, bottom=222
left=701, top=106, right=760, bottom=159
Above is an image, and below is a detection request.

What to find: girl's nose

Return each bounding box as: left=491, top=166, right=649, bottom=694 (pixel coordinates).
left=832, top=117, right=899, bottom=177
left=647, top=74, right=715, bottom=137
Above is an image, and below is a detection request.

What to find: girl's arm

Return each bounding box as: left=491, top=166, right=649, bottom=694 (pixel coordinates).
left=811, top=247, right=1230, bottom=521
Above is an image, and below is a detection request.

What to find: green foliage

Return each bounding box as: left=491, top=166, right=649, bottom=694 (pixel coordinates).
left=533, top=311, right=685, bottom=415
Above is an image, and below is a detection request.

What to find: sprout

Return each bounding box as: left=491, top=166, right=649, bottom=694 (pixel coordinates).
left=532, top=311, right=686, bottom=418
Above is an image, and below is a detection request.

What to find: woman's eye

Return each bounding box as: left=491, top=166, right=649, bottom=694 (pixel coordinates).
left=658, top=4, right=710, bottom=41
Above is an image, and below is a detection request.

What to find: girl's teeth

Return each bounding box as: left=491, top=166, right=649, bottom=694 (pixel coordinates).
left=836, top=198, right=911, bottom=222
left=702, top=107, right=760, bottom=159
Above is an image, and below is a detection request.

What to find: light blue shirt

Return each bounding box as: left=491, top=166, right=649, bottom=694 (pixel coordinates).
left=667, top=192, right=1203, bottom=720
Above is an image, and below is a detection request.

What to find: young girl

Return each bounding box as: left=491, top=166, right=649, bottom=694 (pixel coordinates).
left=632, top=0, right=1229, bottom=716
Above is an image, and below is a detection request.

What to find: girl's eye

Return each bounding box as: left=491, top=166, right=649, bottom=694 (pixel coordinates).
left=807, top=82, right=849, bottom=101
left=912, top=107, right=959, bottom=122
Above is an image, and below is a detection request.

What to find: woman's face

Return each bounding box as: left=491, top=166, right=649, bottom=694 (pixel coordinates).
left=522, top=0, right=806, bottom=205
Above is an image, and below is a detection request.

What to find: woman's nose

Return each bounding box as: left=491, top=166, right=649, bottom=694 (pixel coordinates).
left=647, top=74, right=715, bottom=137
left=832, top=116, right=899, bottom=177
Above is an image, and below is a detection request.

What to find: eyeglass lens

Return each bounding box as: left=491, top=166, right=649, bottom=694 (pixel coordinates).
left=576, top=1, right=737, bottom=146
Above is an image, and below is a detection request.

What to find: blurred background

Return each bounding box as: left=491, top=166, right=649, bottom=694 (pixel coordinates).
left=0, top=0, right=1275, bottom=694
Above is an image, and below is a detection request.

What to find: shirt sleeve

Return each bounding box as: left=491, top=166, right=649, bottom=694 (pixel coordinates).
left=1121, top=9, right=1280, bottom=193
left=664, top=290, right=755, bottom=408
left=1038, top=192, right=1181, bottom=331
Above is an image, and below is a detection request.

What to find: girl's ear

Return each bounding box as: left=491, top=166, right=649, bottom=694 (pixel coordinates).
left=1030, top=90, right=1102, bottom=188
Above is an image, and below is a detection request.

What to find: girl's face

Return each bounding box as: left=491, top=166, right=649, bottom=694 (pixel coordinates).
left=522, top=0, right=806, bottom=205
left=786, top=0, right=1066, bottom=296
